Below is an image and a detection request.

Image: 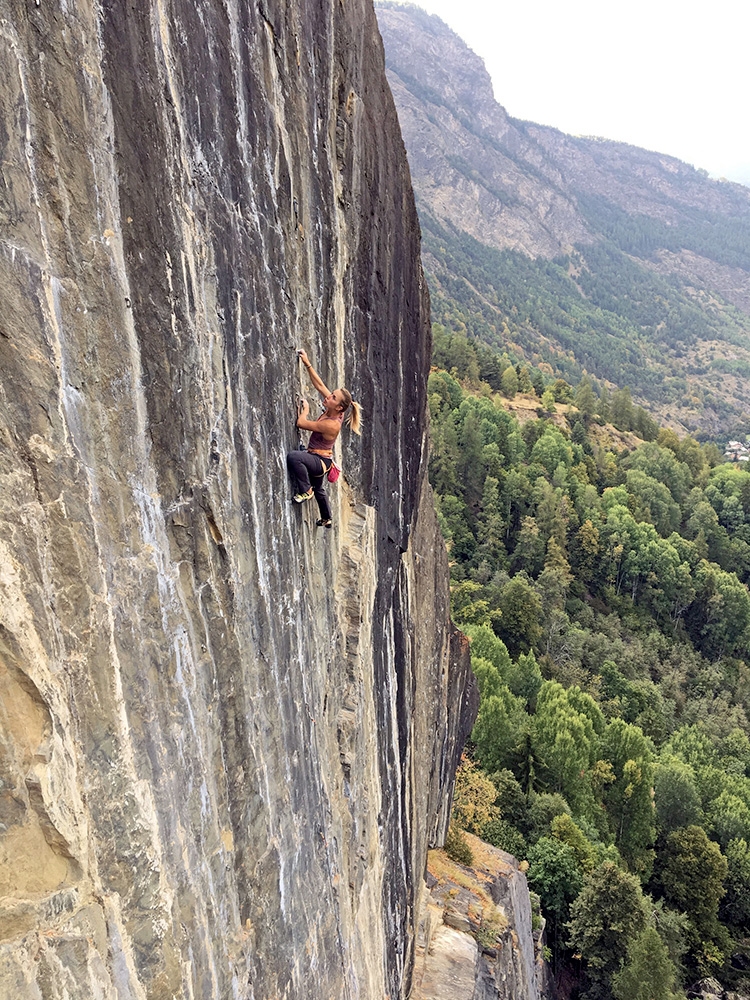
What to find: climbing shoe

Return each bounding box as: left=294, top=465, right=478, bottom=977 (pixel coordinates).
left=293, top=489, right=314, bottom=503
left=316, top=518, right=332, bottom=528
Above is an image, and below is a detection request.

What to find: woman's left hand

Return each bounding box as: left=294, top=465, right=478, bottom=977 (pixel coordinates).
left=298, top=397, right=310, bottom=416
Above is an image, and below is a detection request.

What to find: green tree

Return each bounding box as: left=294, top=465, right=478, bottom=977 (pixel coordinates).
left=567, top=861, right=647, bottom=982
left=470, top=656, right=503, bottom=700
left=490, top=768, right=528, bottom=829
left=679, top=436, right=707, bottom=481
left=472, top=685, right=528, bottom=774
left=575, top=376, right=598, bottom=419
left=483, top=817, right=526, bottom=859
left=495, top=576, right=543, bottom=656
left=436, top=493, right=476, bottom=561
left=660, top=825, right=727, bottom=945
left=687, top=560, right=750, bottom=657
left=571, top=518, right=601, bottom=584
left=530, top=427, right=574, bottom=476
left=611, top=925, right=681, bottom=1000
left=649, top=898, right=691, bottom=974
left=464, top=624, right=512, bottom=676
left=624, top=468, right=681, bottom=537
left=541, top=388, right=557, bottom=412
left=517, top=365, right=534, bottom=394
left=451, top=580, right=498, bottom=629
left=632, top=406, right=659, bottom=442
left=600, top=719, right=656, bottom=876
left=432, top=327, right=480, bottom=382
left=428, top=413, right=461, bottom=497
left=552, top=378, right=574, bottom=403
left=685, top=501, right=723, bottom=559
left=475, top=475, right=507, bottom=568
left=533, top=682, right=601, bottom=816
left=527, top=836, right=583, bottom=959
left=513, top=516, right=546, bottom=576
left=551, top=813, right=597, bottom=873
left=474, top=342, right=504, bottom=390
left=721, top=727, right=750, bottom=775
left=428, top=368, right=463, bottom=412
left=536, top=536, right=573, bottom=614
left=526, top=791, right=572, bottom=840
left=611, top=386, right=634, bottom=430
left=721, top=837, right=750, bottom=929
left=457, top=405, right=487, bottom=509
left=624, top=442, right=692, bottom=505
left=506, top=649, right=543, bottom=708
left=533, top=478, right=574, bottom=549
left=530, top=368, right=546, bottom=397
left=502, top=467, right=531, bottom=543
left=598, top=384, right=611, bottom=422
left=654, top=756, right=702, bottom=835
left=501, top=365, right=519, bottom=398
left=709, top=789, right=750, bottom=848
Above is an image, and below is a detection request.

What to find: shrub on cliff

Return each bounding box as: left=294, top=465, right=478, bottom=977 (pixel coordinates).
left=444, top=822, right=474, bottom=866
left=451, top=754, right=499, bottom=835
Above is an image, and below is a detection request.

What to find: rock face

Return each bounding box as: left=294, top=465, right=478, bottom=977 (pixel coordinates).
left=411, top=840, right=551, bottom=1000
left=688, top=978, right=750, bottom=1000
left=0, top=2, right=476, bottom=998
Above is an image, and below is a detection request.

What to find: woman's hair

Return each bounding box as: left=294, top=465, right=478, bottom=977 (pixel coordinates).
left=339, top=388, right=362, bottom=435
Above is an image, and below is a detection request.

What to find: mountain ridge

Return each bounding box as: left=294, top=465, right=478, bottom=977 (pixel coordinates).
left=376, top=1, right=750, bottom=437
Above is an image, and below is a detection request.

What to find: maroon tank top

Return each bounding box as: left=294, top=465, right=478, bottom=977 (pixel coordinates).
left=308, top=411, right=344, bottom=455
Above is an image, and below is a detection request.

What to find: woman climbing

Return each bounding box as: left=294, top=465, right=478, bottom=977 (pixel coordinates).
left=287, top=350, right=361, bottom=528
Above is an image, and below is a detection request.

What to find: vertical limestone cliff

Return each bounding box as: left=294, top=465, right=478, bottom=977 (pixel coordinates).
left=0, top=1, right=476, bottom=997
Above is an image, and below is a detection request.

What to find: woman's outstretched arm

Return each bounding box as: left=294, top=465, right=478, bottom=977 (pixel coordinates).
left=298, top=350, right=331, bottom=399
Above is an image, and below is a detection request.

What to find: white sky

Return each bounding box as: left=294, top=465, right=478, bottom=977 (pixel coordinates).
left=404, top=0, right=750, bottom=185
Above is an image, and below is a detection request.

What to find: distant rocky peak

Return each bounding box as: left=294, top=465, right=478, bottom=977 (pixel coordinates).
left=376, top=2, right=504, bottom=126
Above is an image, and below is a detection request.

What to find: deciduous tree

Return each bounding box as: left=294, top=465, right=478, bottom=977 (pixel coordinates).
left=567, top=861, right=647, bottom=981
left=660, top=825, right=727, bottom=944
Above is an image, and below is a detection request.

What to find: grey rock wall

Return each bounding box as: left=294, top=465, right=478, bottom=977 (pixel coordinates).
left=0, top=1, right=476, bottom=997
left=411, top=842, right=551, bottom=1000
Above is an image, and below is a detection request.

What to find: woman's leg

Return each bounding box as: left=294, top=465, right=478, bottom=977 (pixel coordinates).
left=287, top=451, right=331, bottom=517
left=286, top=451, right=314, bottom=493
left=311, top=470, right=331, bottom=521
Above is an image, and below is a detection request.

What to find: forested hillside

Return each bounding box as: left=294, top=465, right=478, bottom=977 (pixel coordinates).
left=430, top=335, right=750, bottom=998
left=376, top=2, right=750, bottom=439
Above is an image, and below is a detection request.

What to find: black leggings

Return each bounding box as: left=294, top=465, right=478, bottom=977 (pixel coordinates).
left=286, top=450, right=332, bottom=520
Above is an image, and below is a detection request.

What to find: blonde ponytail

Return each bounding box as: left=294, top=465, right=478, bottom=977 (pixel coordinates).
left=339, top=389, right=362, bottom=435
left=347, top=400, right=362, bottom=435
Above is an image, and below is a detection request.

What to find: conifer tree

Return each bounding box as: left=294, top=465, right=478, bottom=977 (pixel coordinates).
left=611, top=925, right=681, bottom=1000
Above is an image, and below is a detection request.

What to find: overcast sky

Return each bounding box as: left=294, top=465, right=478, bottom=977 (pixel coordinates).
left=404, top=0, right=749, bottom=186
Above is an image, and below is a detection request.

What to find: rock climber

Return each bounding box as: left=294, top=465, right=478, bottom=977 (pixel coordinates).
left=287, top=350, right=361, bottom=528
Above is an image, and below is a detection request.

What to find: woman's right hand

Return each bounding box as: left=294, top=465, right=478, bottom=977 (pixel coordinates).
left=298, top=350, right=310, bottom=367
